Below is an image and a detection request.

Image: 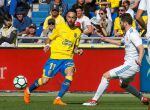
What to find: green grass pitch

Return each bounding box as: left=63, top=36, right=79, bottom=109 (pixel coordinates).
left=0, top=93, right=149, bottom=110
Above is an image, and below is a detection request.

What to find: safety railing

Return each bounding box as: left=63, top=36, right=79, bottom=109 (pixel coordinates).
left=13, top=36, right=148, bottom=48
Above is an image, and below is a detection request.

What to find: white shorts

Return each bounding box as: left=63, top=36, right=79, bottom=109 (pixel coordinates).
left=109, top=63, right=139, bottom=83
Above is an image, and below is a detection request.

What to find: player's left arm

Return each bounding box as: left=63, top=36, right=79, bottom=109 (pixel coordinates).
left=74, top=46, right=83, bottom=55
left=136, top=44, right=144, bottom=66
left=43, top=37, right=52, bottom=53
left=130, top=32, right=144, bottom=66
left=74, top=33, right=83, bottom=55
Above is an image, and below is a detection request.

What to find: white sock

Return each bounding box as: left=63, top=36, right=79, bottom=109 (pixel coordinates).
left=56, top=97, right=61, bottom=99
left=92, top=77, right=109, bottom=101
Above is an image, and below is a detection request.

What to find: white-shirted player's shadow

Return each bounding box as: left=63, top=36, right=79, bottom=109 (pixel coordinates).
left=67, top=102, right=83, bottom=104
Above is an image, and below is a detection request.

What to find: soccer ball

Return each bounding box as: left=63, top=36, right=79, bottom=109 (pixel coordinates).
left=13, top=75, right=27, bottom=89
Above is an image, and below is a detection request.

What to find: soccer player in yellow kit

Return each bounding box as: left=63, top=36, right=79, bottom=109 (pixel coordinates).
left=24, top=9, right=83, bottom=105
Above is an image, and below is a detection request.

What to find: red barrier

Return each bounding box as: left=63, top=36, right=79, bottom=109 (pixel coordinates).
left=0, top=48, right=140, bottom=92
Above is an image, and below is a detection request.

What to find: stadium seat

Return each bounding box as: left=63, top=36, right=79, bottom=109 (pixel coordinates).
left=32, top=11, right=48, bottom=27
left=39, top=4, right=50, bottom=11
left=67, top=0, right=77, bottom=9
left=36, top=26, right=43, bottom=36
left=32, top=18, right=45, bottom=26
left=32, top=11, right=49, bottom=18
left=32, top=18, right=45, bottom=22
left=111, top=12, right=118, bottom=22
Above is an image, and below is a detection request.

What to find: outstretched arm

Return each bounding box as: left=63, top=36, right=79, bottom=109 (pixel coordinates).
left=100, top=37, right=122, bottom=46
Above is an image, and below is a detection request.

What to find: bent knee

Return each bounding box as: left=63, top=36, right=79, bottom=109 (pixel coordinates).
left=65, top=75, right=73, bottom=81
left=120, top=82, right=128, bottom=88
left=65, top=66, right=75, bottom=75
left=40, top=77, right=49, bottom=85
left=103, top=72, right=111, bottom=79
left=65, top=67, right=75, bottom=81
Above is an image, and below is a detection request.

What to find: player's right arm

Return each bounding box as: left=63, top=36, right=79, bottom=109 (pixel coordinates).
left=43, top=38, right=51, bottom=53
left=100, top=37, right=122, bottom=46
left=43, top=25, right=59, bottom=53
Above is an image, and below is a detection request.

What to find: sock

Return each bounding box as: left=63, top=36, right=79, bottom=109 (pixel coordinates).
left=125, top=85, right=143, bottom=100
left=92, top=77, right=109, bottom=101
left=29, top=78, right=42, bottom=93
left=58, top=79, right=71, bottom=98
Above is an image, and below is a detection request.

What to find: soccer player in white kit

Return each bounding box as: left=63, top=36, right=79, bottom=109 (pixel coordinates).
left=136, top=0, right=150, bottom=61
left=83, top=13, right=149, bottom=106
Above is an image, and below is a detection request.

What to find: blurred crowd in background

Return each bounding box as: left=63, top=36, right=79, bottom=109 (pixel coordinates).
left=0, top=0, right=148, bottom=46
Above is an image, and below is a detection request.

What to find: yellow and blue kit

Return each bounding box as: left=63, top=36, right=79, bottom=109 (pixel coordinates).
left=43, top=23, right=81, bottom=78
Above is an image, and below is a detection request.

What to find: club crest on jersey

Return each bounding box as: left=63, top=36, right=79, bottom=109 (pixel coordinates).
left=74, top=33, right=77, bottom=38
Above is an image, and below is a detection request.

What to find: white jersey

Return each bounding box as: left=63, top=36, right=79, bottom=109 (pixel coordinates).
left=138, top=0, right=150, bottom=39
left=122, top=27, right=142, bottom=65
left=76, top=16, right=92, bottom=31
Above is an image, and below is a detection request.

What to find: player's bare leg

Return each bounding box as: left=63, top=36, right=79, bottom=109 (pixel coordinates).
left=24, top=77, right=50, bottom=104
left=83, top=71, right=110, bottom=106
left=53, top=67, right=75, bottom=106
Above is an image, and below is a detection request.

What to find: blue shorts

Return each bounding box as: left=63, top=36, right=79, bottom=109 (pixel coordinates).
left=43, top=59, right=75, bottom=78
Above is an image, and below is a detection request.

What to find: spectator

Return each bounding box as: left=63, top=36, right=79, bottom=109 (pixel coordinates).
left=98, top=0, right=120, bottom=12
left=122, top=0, right=140, bottom=12
left=0, top=16, right=17, bottom=46
left=123, top=0, right=134, bottom=18
left=43, top=5, right=65, bottom=30
left=107, top=0, right=120, bottom=13
left=76, top=6, right=93, bottom=36
left=72, top=0, right=86, bottom=12
left=21, top=23, right=37, bottom=43
left=49, top=0, right=68, bottom=17
left=114, top=6, right=126, bottom=37
left=114, top=6, right=136, bottom=37
left=137, top=16, right=148, bottom=37
left=84, top=0, right=98, bottom=18
left=9, top=0, right=32, bottom=17
left=0, top=0, right=4, bottom=15
left=0, top=0, right=10, bottom=26
left=13, top=9, right=32, bottom=36
left=95, top=0, right=112, bottom=22
left=0, top=0, right=5, bottom=28
left=99, top=0, right=120, bottom=21
left=93, top=8, right=112, bottom=37
left=38, top=18, right=55, bottom=43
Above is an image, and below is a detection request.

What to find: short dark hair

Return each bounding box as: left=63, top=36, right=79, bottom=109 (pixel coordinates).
left=65, top=9, right=77, bottom=21
left=66, top=9, right=77, bottom=15
left=75, top=6, right=83, bottom=11
left=123, top=0, right=130, bottom=6
left=120, top=13, right=133, bottom=25
left=48, top=18, right=55, bottom=25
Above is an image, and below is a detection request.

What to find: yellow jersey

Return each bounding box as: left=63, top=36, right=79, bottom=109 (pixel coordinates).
left=43, top=15, right=65, bottom=30
left=49, top=23, right=81, bottom=59
left=107, top=0, right=120, bottom=8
